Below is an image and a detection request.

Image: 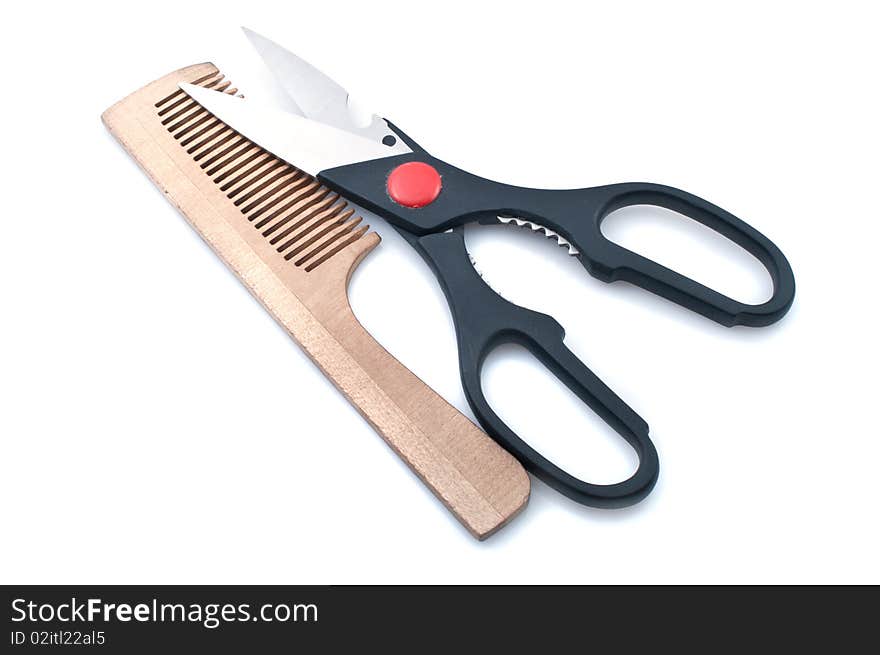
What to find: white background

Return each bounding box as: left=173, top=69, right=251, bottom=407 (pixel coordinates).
left=2, top=0, right=878, bottom=584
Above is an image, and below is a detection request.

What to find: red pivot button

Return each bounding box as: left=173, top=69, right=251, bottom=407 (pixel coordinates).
left=386, top=162, right=442, bottom=208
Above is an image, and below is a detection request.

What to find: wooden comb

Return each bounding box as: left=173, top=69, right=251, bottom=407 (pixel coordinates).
left=101, top=63, right=529, bottom=539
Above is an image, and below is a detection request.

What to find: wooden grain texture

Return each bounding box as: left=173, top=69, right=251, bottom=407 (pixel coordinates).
left=102, top=63, right=529, bottom=539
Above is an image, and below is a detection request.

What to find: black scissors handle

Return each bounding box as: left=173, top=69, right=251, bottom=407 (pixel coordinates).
left=530, top=182, right=795, bottom=327
left=416, top=229, right=659, bottom=507
left=320, top=147, right=795, bottom=506
left=322, top=152, right=795, bottom=327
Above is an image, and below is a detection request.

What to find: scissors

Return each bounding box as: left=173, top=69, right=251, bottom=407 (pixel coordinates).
left=182, top=28, right=795, bottom=508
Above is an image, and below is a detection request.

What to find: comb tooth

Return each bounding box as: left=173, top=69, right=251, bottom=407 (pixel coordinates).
left=233, top=168, right=301, bottom=208
left=189, top=126, right=236, bottom=158
left=160, top=70, right=369, bottom=273
left=250, top=179, right=322, bottom=226
left=295, top=217, right=366, bottom=268
left=306, top=226, right=370, bottom=273
left=186, top=121, right=231, bottom=150
left=206, top=144, right=263, bottom=180
left=154, top=71, right=220, bottom=109
left=160, top=83, right=223, bottom=125
left=162, top=99, right=209, bottom=128
left=269, top=194, right=341, bottom=245
left=304, top=226, right=369, bottom=272
left=179, top=119, right=224, bottom=149
left=239, top=172, right=311, bottom=218
left=277, top=205, right=353, bottom=256
left=216, top=151, right=272, bottom=188
left=205, top=146, right=261, bottom=179
left=171, top=109, right=213, bottom=139
left=201, top=138, right=253, bottom=172
left=155, top=88, right=187, bottom=110
left=161, top=99, right=202, bottom=126
left=255, top=184, right=329, bottom=232
left=201, top=75, right=226, bottom=90
left=157, top=93, right=191, bottom=116
left=166, top=74, right=231, bottom=129
left=197, top=135, right=248, bottom=169
left=222, top=156, right=282, bottom=194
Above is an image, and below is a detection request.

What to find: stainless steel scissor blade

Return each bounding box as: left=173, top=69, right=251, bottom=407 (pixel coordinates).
left=242, top=27, right=396, bottom=144
left=179, top=83, right=411, bottom=177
